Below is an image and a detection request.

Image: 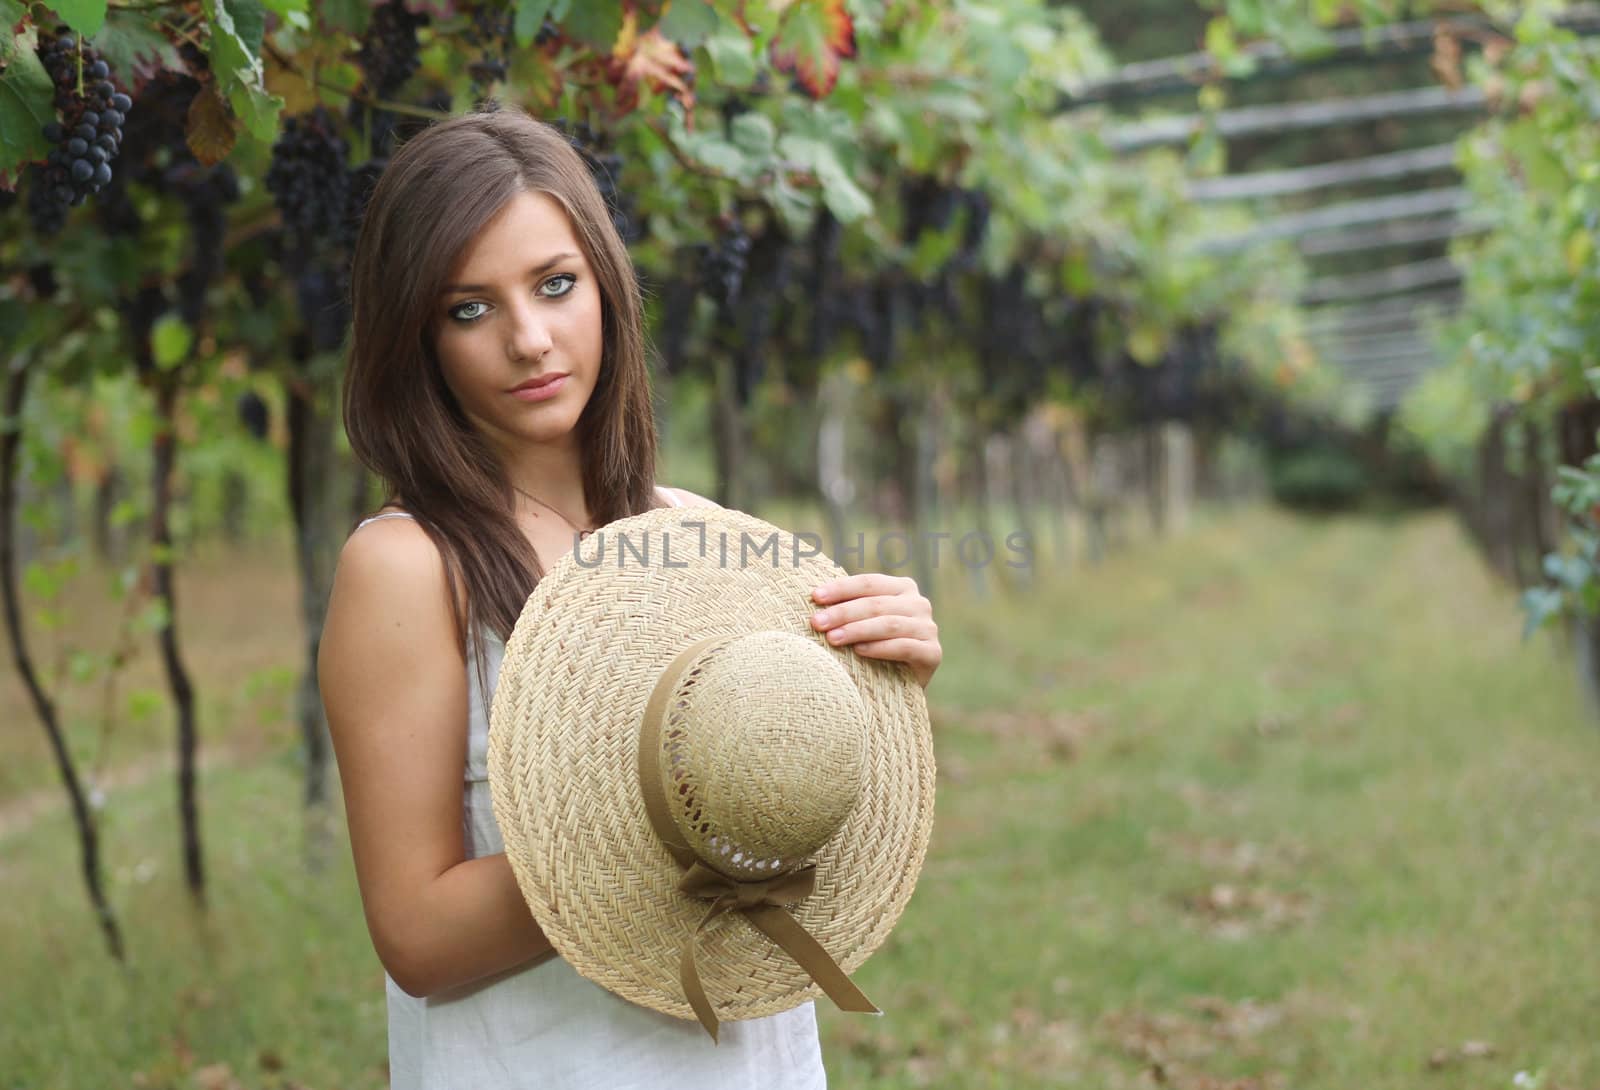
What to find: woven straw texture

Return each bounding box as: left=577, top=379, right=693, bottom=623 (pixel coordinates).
left=487, top=506, right=936, bottom=1024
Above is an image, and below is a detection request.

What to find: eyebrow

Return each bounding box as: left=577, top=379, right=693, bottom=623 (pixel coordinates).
left=439, top=252, right=579, bottom=295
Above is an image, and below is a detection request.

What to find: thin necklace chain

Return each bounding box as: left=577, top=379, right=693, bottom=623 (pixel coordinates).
left=512, top=484, right=594, bottom=538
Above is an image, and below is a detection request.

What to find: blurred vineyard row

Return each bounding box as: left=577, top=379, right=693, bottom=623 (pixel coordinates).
left=5, top=0, right=1600, bottom=943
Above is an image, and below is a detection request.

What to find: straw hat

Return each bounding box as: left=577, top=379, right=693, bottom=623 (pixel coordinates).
left=487, top=505, right=936, bottom=1041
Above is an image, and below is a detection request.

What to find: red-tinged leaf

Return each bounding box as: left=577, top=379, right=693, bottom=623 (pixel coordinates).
left=609, top=10, right=695, bottom=111
left=186, top=80, right=237, bottom=166
left=768, top=0, right=855, bottom=100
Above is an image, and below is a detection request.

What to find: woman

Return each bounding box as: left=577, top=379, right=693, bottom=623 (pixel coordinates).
left=318, top=105, right=942, bottom=1088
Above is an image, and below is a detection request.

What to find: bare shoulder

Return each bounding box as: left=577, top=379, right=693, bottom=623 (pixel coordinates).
left=321, top=513, right=459, bottom=724
left=664, top=486, right=723, bottom=509
left=336, top=513, right=446, bottom=594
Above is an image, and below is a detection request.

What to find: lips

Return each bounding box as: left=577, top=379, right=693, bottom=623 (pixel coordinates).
left=510, top=372, right=569, bottom=393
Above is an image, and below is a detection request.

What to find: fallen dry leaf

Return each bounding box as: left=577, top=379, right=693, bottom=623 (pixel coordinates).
left=192, top=1063, right=241, bottom=1090
left=1178, top=883, right=1314, bottom=937
left=1427, top=1040, right=1498, bottom=1069
left=968, top=708, right=1104, bottom=762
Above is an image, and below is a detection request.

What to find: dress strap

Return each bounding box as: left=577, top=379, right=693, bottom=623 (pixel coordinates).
left=354, top=511, right=416, bottom=531
left=656, top=486, right=684, bottom=509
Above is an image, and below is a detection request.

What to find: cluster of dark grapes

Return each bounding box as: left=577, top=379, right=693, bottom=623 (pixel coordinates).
left=697, top=220, right=752, bottom=307
left=806, top=210, right=842, bottom=359
left=553, top=119, right=639, bottom=243
left=463, top=2, right=512, bottom=98
left=356, top=0, right=429, bottom=99
left=27, top=29, right=132, bottom=234
left=265, top=107, right=351, bottom=250
left=731, top=227, right=791, bottom=403
left=165, top=161, right=242, bottom=325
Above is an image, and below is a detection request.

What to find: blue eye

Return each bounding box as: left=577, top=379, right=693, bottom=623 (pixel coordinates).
left=449, top=276, right=576, bottom=324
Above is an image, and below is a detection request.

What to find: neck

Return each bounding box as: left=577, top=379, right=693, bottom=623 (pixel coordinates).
left=499, top=437, right=590, bottom=527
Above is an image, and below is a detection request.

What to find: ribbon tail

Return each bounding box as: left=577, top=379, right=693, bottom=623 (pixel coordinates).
left=743, top=904, right=880, bottom=1016
left=681, top=905, right=727, bottom=1043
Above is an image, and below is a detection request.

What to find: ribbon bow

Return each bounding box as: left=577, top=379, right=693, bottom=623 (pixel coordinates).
left=675, top=861, right=878, bottom=1042
left=639, top=636, right=881, bottom=1043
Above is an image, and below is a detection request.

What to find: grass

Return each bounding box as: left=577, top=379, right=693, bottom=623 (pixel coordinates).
left=4, top=505, right=1599, bottom=1089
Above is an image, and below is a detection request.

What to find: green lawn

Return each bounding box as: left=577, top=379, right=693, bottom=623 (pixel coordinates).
left=5, top=506, right=1598, bottom=1089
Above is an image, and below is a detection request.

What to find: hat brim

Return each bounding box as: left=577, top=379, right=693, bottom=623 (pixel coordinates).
left=487, top=506, right=936, bottom=1024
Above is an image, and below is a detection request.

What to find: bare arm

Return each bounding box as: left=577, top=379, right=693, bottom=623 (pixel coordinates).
left=318, top=519, right=553, bottom=998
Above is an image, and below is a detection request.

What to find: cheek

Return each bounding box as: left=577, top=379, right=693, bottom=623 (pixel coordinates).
left=575, top=294, right=605, bottom=364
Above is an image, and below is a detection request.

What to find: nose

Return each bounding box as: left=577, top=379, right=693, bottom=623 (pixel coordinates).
left=506, top=295, right=554, bottom=362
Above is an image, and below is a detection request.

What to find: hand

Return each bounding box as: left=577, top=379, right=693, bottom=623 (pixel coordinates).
left=809, top=573, right=941, bottom=690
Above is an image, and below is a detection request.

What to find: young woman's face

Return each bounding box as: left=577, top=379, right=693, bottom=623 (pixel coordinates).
left=433, top=189, right=604, bottom=456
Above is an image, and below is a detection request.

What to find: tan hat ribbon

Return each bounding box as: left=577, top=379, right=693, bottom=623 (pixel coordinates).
left=638, top=635, right=880, bottom=1042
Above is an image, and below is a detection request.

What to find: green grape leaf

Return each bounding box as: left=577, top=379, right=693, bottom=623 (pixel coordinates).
left=659, top=0, right=719, bottom=49
left=513, top=0, right=555, bottom=47
left=0, top=28, right=53, bottom=186
left=1, top=1, right=28, bottom=64
left=316, top=0, right=371, bottom=37
left=776, top=132, right=871, bottom=222
left=762, top=173, right=817, bottom=237
left=90, top=10, right=185, bottom=85
left=564, top=3, right=625, bottom=51
left=205, top=0, right=283, bottom=142
left=728, top=111, right=775, bottom=160
left=49, top=0, right=108, bottom=38
left=703, top=26, right=757, bottom=87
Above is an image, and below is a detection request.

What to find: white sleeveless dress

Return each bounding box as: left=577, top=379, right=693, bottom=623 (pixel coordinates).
left=353, top=488, right=827, bottom=1090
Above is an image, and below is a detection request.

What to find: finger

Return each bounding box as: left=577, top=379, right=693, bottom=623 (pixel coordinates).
left=812, top=572, right=914, bottom=604
left=820, top=614, right=935, bottom=646
left=810, top=594, right=900, bottom=630
left=845, top=637, right=936, bottom=667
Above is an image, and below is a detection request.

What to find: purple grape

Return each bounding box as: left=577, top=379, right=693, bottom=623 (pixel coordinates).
left=93, top=162, right=111, bottom=187
left=67, top=137, right=87, bottom=156
left=70, top=158, right=93, bottom=183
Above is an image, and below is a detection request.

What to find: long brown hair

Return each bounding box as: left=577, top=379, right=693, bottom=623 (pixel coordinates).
left=344, top=104, right=660, bottom=649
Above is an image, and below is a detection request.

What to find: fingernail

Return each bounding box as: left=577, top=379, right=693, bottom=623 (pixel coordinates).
left=813, top=586, right=831, bottom=601
left=812, top=611, right=829, bottom=626
left=828, top=629, right=844, bottom=642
